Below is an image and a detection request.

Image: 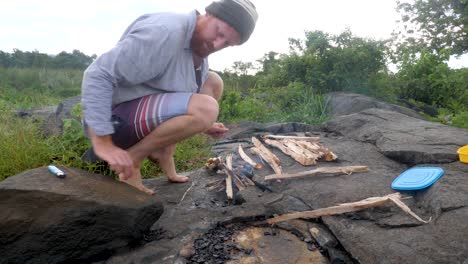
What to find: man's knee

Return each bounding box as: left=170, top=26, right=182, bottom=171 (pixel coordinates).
left=201, top=71, right=224, bottom=100
left=187, top=94, right=219, bottom=128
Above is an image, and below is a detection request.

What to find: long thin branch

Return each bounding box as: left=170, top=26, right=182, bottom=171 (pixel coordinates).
left=267, top=193, right=430, bottom=224
left=264, top=166, right=369, bottom=181
left=262, top=135, right=320, bottom=142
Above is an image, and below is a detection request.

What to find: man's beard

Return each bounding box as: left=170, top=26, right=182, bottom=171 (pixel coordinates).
left=192, top=37, right=213, bottom=58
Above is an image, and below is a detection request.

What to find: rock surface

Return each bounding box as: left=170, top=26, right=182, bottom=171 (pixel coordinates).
left=103, top=107, right=467, bottom=263
left=15, top=95, right=82, bottom=136
left=327, top=92, right=426, bottom=120
left=4, top=93, right=468, bottom=264
left=0, top=166, right=163, bottom=264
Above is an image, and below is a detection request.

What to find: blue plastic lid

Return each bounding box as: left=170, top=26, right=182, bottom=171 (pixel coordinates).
left=391, top=167, right=444, bottom=191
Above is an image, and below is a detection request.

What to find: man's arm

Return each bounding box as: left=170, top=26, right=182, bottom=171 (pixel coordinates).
left=88, top=128, right=134, bottom=179
left=199, top=71, right=229, bottom=138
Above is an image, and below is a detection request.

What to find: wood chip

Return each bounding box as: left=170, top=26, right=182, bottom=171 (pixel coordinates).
left=267, top=193, right=430, bottom=224
left=264, top=166, right=369, bottom=181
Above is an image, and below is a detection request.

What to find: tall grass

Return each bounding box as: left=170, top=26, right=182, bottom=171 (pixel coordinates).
left=0, top=67, right=82, bottom=108
left=0, top=110, right=54, bottom=180
left=219, top=82, right=330, bottom=125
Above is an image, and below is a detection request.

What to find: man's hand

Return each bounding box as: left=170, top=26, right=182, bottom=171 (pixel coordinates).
left=204, top=122, right=229, bottom=139
left=89, top=130, right=134, bottom=180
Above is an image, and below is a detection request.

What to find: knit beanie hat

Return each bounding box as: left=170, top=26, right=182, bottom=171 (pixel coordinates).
left=205, top=0, right=258, bottom=44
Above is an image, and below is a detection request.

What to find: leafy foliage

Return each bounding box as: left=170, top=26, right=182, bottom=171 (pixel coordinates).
left=396, top=50, right=468, bottom=108
left=257, top=30, right=391, bottom=98
left=394, top=0, right=468, bottom=56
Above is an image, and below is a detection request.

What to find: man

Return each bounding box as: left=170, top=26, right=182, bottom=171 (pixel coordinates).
left=81, top=0, right=258, bottom=195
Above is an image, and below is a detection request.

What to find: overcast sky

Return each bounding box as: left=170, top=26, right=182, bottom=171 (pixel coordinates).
left=1, top=0, right=466, bottom=71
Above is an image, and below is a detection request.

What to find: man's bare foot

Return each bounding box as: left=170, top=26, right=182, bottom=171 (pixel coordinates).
left=167, top=175, right=189, bottom=183
left=119, top=170, right=155, bottom=195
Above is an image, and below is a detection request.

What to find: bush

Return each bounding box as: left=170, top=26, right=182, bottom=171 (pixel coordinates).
left=219, top=89, right=275, bottom=123
left=396, top=51, right=467, bottom=109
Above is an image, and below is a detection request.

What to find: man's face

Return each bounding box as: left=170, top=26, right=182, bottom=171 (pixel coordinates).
left=191, top=14, right=241, bottom=58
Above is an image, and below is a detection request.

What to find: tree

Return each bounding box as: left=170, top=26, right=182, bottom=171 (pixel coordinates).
left=231, top=61, right=253, bottom=76
left=257, top=51, right=280, bottom=74
left=0, top=49, right=96, bottom=69
left=394, top=0, right=468, bottom=56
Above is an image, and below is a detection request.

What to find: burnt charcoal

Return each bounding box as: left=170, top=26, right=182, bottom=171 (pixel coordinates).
left=139, top=228, right=166, bottom=245
left=187, top=224, right=246, bottom=264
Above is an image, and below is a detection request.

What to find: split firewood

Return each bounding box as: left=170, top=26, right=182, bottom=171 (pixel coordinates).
left=293, top=140, right=338, bottom=161
left=251, top=137, right=282, bottom=175
left=252, top=137, right=281, bottom=164
left=263, top=135, right=320, bottom=142
left=238, top=144, right=263, bottom=169
left=224, top=155, right=234, bottom=199
left=250, top=146, right=283, bottom=176
left=319, top=145, right=338, bottom=161
left=264, top=138, right=318, bottom=166
left=264, top=165, right=369, bottom=181
left=205, top=157, right=222, bottom=170
left=294, top=140, right=321, bottom=151
left=267, top=192, right=431, bottom=224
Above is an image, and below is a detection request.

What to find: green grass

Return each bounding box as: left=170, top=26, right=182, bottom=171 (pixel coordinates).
left=0, top=67, right=82, bottom=108
left=0, top=112, right=54, bottom=180
left=219, top=82, right=330, bottom=125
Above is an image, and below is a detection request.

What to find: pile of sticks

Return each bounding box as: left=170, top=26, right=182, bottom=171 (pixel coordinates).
left=206, top=134, right=369, bottom=200
left=262, top=135, right=337, bottom=166
left=205, top=155, right=271, bottom=200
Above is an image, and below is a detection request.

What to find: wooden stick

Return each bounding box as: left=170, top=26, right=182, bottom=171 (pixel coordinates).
left=238, top=144, right=263, bottom=169
left=251, top=137, right=283, bottom=175
left=267, top=193, right=430, bottom=224
left=252, top=137, right=281, bottom=164
left=264, top=166, right=369, bottom=181
left=224, top=155, right=234, bottom=199
left=264, top=139, right=317, bottom=166
left=251, top=147, right=283, bottom=176
left=292, top=140, right=338, bottom=161
left=263, top=135, right=320, bottom=142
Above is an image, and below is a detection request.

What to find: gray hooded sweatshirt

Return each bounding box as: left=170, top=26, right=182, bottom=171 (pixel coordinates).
left=81, top=10, right=209, bottom=136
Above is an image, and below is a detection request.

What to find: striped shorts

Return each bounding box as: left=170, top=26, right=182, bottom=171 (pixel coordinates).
left=111, top=93, right=192, bottom=149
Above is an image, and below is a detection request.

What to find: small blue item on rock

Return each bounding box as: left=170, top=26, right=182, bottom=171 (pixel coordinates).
left=48, top=165, right=66, bottom=179
left=391, top=167, right=444, bottom=191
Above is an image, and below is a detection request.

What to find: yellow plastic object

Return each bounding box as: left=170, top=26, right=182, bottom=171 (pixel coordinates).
left=458, top=145, right=468, bottom=163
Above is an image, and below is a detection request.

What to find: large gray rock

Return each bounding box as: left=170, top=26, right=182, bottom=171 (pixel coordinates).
left=15, top=96, right=82, bottom=136
left=42, top=95, right=82, bottom=136
left=0, top=166, right=163, bottom=264
left=104, top=112, right=467, bottom=263
left=327, top=92, right=426, bottom=120
left=323, top=108, right=468, bottom=164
